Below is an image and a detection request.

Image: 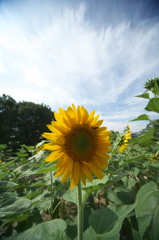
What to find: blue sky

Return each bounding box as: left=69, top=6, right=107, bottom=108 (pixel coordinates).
left=0, top=0, right=159, bottom=132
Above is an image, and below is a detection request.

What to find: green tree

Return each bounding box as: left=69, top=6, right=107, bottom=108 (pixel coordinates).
left=0, top=94, right=17, bottom=145
left=15, top=101, right=54, bottom=146
left=0, top=94, right=54, bottom=147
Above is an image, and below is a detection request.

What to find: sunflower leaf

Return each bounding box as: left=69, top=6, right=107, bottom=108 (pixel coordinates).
left=82, top=175, right=124, bottom=194
left=135, top=181, right=159, bottom=240
left=1, top=219, right=67, bottom=240
left=131, top=114, right=151, bottom=121
left=135, top=93, right=150, bottom=99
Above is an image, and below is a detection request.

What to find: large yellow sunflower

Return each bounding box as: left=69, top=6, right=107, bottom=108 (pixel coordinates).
left=42, top=104, right=111, bottom=189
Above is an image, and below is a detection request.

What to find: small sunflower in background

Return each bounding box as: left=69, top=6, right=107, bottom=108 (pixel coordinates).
left=42, top=104, right=112, bottom=189
left=119, top=125, right=132, bottom=153
left=150, top=154, right=159, bottom=163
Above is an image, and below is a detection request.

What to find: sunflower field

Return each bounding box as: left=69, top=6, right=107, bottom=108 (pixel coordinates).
left=0, top=78, right=159, bottom=240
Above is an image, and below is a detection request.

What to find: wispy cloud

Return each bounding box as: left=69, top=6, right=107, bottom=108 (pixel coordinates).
left=0, top=0, right=159, bottom=131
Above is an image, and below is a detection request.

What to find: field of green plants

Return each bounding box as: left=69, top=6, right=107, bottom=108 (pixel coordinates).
left=0, top=78, right=159, bottom=240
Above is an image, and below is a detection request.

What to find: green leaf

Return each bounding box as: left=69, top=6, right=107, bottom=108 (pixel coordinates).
left=1, top=214, right=29, bottom=228
left=89, top=207, right=118, bottom=234
left=149, top=206, right=159, bottom=240
left=62, top=186, right=88, bottom=206
left=152, top=81, right=159, bottom=95
left=125, top=216, right=141, bottom=240
left=21, top=162, right=56, bottom=177
left=1, top=219, right=67, bottom=240
left=82, top=175, right=124, bottom=194
left=31, top=190, right=49, bottom=204
left=29, top=181, right=48, bottom=187
left=108, top=188, right=136, bottom=205
left=0, top=181, right=18, bottom=188
left=15, top=208, right=43, bottom=232
left=83, top=227, right=97, bottom=240
left=90, top=203, right=136, bottom=239
left=119, top=155, right=148, bottom=167
left=145, top=98, right=159, bottom=113
left=129, top=127, right=155, bottom=146
left=0, top=197, right=32, bottom=218
left=0, top=172, right=7, bottom=180
left=135, top=181, right=159, bottom=239
left=135, top=93, right=150, bottom=99
left=34, top=162, right=56, bottom=174
left=138, top=139, right=156, bottom=147
left=25, top=146, right=34, bottom=151
left=131, top=114, right=151, bottom=121
left=0, top=181, right=18, bottom=193
left=65, top=218, right=77, bottom=239
left=0, top=159, right=16, bottom=169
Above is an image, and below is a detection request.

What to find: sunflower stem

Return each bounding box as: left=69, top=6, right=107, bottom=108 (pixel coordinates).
left=50, top=171, right=54, bottom=219
left=77, top=181, right=83, bottom=240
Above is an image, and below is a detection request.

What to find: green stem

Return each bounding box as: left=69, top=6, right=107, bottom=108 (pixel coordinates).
left=77, top=181, right=83, bottom=240
left=50, top=171, right=53, bottom=219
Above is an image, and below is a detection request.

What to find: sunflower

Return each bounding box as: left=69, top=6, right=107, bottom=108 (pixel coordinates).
left=150, top=154, right=159, bottom=163
left=119, top=126, right=132, bottom=153
left=42, top=104, right=111, bottom=189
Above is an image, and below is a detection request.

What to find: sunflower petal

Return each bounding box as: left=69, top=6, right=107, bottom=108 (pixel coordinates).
left=73, top=161, right=80, bottom=186
left=81, top=164, right=92, bottom=182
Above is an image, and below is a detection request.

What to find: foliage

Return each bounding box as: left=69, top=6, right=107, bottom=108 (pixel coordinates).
left=141, top=119, right=159, bottom=139
left=0, top=94, right=54, bottom=148
left=0, top=78, right=159, bottom=239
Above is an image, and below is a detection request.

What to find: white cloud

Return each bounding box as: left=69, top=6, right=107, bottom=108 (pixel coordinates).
left=0, top=62, right=5, bottom=72
left=0, top=1, right=159, bottom=132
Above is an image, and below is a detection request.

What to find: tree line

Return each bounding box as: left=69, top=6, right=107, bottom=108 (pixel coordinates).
left=0, top=94, right=55, bottom=148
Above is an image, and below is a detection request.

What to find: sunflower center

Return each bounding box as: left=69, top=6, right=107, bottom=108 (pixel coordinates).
left=65, top=126, right=96, bottom=161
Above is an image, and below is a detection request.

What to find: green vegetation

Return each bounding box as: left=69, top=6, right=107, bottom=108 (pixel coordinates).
left=0, top=77, right=159, bottom=240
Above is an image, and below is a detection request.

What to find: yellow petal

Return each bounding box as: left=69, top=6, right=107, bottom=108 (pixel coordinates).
left=70, top=178, right=75, bottom=190
left=80, top=169, right=86, bottom=186
left=92, top=157, right=108, bottom=170
left=42, top=132, right=56, bottom=141
left=54, top=112, right=64, bottom=123
left=94, top=119, right=103, bottom=128
left=77, top=106, right=81, bottom=123
left=61, top=168, right=69, bottom=183
left=90, top=163, right=104, bottom=179
left=95, top=150, right=109, bottom=158
left=55, top=166, right=65, bottom=177
left=81, top=161, right=91, bottom=167
left=56, top=156, right=67, bottom=169
left=81, top=108, right=89, bottom=123
left=88, top=110, right=95, bottom=122
left=45, top=150, right=64, bottom=162
left=63, top=117, right=71, bottom=128
left=47, top=144, right=62, bottom=150
left=65, top=111, right=76, bottom=125
left=52, top=122, right=68, bottom=135
left=90, top=114, right=99, bottom=126
left=81, top=164, right=92, bottom=182
left=73, top=161, right=80, bottom=186
left=96, top=126, right=107, bottom=132
left=67, top=157, right=74, bottom=175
